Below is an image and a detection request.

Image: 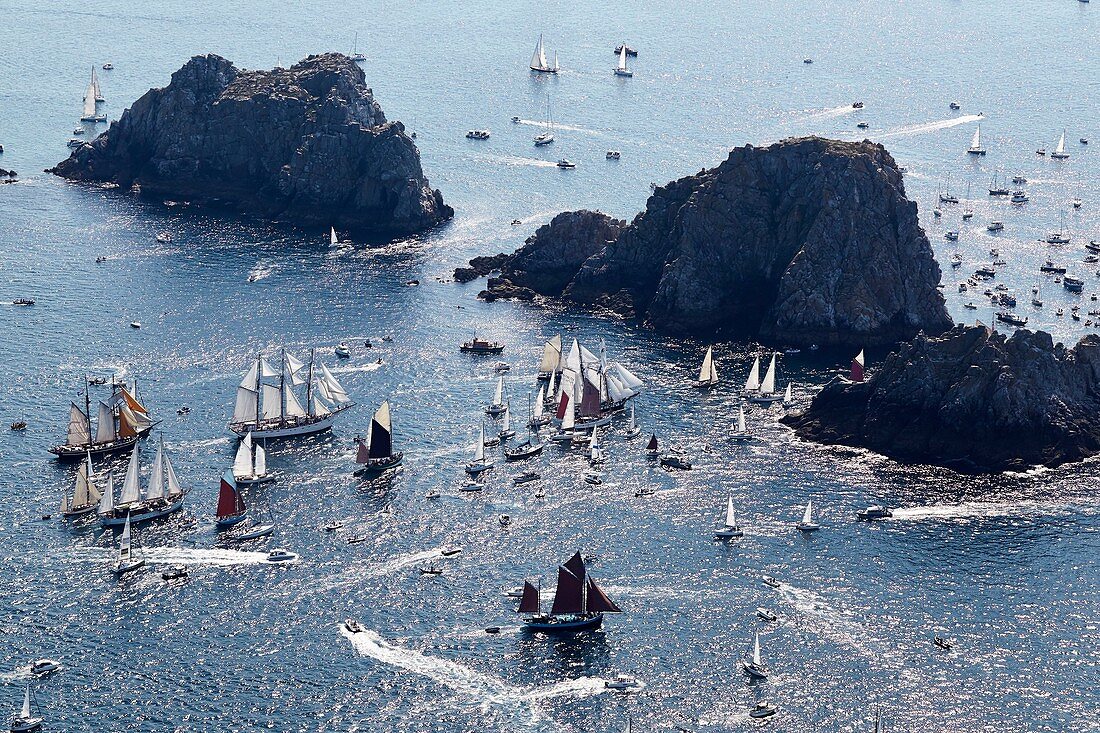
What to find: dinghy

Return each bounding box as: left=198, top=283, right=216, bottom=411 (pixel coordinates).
left=691, top=346, right=719, bottom=388
left=796, top=499, right=821, bottom=531
left=114, top=512, right=145, bottom=576
left=714, top=496, right=744, bottom=539
left=355, top=401, right=404, bottom=475
left=748, top=354, right=783, bottom=403
left=518, top=553, right=621, bottom=633
left=464, top=426, right=494, bottom=475
left=229, top=350, right=354, bottom=439
left=645, top=433, right=659, bottom=457
left=233, top=432, right=274, bottom=486
left=741, top=632, right=769, bottom=679
left=214, top=469, right=247, bottom=528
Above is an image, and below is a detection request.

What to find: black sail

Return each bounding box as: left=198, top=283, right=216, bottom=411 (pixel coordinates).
left=550, top=566, right=585, bottom=615
left=562, top=551, right=586, bottom=580
left=368, top=402, right=393, bottom=459
left=518, top=581, right=540, bottom=614
left=585, top=577, right=622, bottom=613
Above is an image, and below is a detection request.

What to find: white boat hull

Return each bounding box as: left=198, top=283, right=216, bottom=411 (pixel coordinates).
left=100, top=496, right=184, bottom=527
left=229, top=405, right=352, bottom=439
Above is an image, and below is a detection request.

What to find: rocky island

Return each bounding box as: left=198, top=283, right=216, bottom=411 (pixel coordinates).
left=459, top=137, right=951, bottom=347
left=49, top=53, right=452, bottom=237
left=782, top=325, right=1100, bottom=473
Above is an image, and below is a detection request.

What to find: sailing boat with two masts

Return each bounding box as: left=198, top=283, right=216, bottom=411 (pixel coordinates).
left=114, top=512, right=146, bottom=576
left=97, top=438, right=185, bottom=527
left=692, top=346, right=719, bottom=388
left=748, top=353, right=783, bottom=404
left=233, top=432, right=273, bottom=486
left=61, top=450, right=102, bottom=518
left=50, top=382, right=155, bottom=460
left=517, top=551, right=621, bottom=633
left=229, top=349, right=354, bottom=439
left=354, top=401, right=403, bottom=475
left=529, top=34, right=560, bottom=74
left=79, top=67, right=106, bottom=122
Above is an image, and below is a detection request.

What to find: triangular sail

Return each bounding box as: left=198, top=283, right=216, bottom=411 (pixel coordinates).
left=745, top=356, right=761, bottom=392
left=368, top=401, right=393, bottom=459
left=698, top=347, right=713, bottom=383
left=146, top=439, right=165, bottom=500
left=970, top=125, right=981, bottom=149
left=164, top=453, right=183, bottom=498
left=21, top=686, right=31, bottom=719
left=561, top=394, right=575, bottom=430
left=330, top=227, right=338, bottom=246
left=118, top=513, right=133, bottom=565
left=233, top=433, right=254, bottom=478
left=761, top=354, right=777, bottom=394
left=851, top=349, right=866, bottom=382
left=502, top=404, right=511, bottom=432
left=260, top=358, right=280, bottom=378
left=95, top=401, right=116, bottom=443
left=82, top=80, right=96, bottom=118
left=1055, top=130, right=1066, bottom=155
left=284, top=383, right=307, bottom=417
left=493, top=376, right=504, bottom=405
left=585, top=576, right=622, bottom=612
left=617, top=45, right=628, bottom=72
left=533, top=387, right=545, bottom=418
left=629, top=404, right=636, bottom=430
left=646, top=434, right=657, bottom=451
left=98, top=472, right=115, bottom=514
left=319, top=363, right=351, bottom=403
left=737, top=405, right=747, bottom=433
left=117, top=386, right=153, bottom=431
left=312, top=396, right=331, bottom=416
left=539, top=335, right=562, bottom=373
left=549, top=560, right=585, bottom=615
left=725, top=496, right=737, bottom=527
left=253, top=442, right=267, bottom=476
left=518, top=580, right=540, bottom=614
left=474, top=426, right=485, bottom=462
left=753, top=632, right=762, bottom=666
left=802, top=500, right=813, bottom=525
left=67, top=403, right=91, bottom=445
left=784, top=382, right=793, bottom=403
left=119, top=444, right=141, bottom=505
left=530, top=34, right=547, bottom=70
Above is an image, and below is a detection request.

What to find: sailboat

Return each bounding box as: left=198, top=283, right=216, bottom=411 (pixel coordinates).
left=1051, top=129, right=1070, bottom=160
left=748, top=354, right=783, bottom=403
left=743, top=355, right=761, bottom=396
left=587, top=429, right=606, bottom=465
left=967, top=124, right=986, bottom=155
left=537, top=335, right=563, bottom=380
left=61, top=450, right=103, bottom=517
left=465, top=425, right=494, bottom=475
left=10, top=686, right=42, bottom=733
left=613, top=44, right=633, bottom=77
left=550, top=379, right=577, bottom=443
left=534, top=94, right=555, bottom=146
left=349, top=32, right=366, bottom=62
left=215, top=469, right=247, bottom=528
left=529, top=33, right=560, bottom=73
left=485, top=376, right=507, bottom=416
left=731, top=405, right=752, bottom=442
left=504, top=425, right=544, bottom=460
left=329, top=226, right=339, bottom=247
left=741, top=631, right=769, bottom=679
left=714, top=496, right=744, bottom=539
left=796, top=499, right=821, bottom=531
left=624, top=404, right=641, bottom=439
left=691, top=346, right=719, bottom=388
left=79, top=67, right=106, bottom=122
left=114, top=512, right=146, bottom=575
left=229, top=349, right=354, bottom=439
left=355, top=401, right=404, bottom=475
left=50, top=382, right=155, bottom=460
left=782, top=382, right=793, bottom=408
left=962, top=182, right=974, bottom=219
left=518, top=551, right=621, bottom=633
left=499, top=403, right=516, bottom=440
left=233, top=432, right=273, bottom=486
left=645, top=433, right=659, bottom=457
left=849, top=349, right=866, bottom=382
left=98, top=438, right=185, bottom=527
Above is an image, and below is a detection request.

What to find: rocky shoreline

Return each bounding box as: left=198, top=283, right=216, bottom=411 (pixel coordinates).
left=49, top=53, right=452, bottom=237
left=782, top=325, right=1100, bottom=473
left=457, top=137, right=951, bottom=347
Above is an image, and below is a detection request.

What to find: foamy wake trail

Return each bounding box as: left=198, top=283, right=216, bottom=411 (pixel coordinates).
left=248, top=260, right=275, bottom=282
left=510, top=118, right=594, bottom=134
left=365, top=548, right=447, bottom=577
left=891, top=498, right=1087, bottom=521
left=67, top=546, right=270, bottom=566
left=876, top=114, right=983, bottom=139
left=306, top=548, right=447, bottom=595
left=802, top=104, right=858, bottom=120
left=341, top=628, right=609, bottom=727
left=330, top=362, right=384, bottom=374
left=484, top=155, right=559, bottom=169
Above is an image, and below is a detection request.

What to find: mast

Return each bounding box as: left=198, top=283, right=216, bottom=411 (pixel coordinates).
left=84, top=381, right=92, bottom=446
left=255, top=353, right=262, bottom=427
left=280, top=348, right=287, bottom=426
left=306, top=349, right=315, bottom=416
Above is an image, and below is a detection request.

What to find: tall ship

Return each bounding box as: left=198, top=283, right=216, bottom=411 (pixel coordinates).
left=229, top=349, right=354, bottom=439
left=50, top=381, right=155, bottom=460
left=354, top=401, right=403, bottom=475
left=551, top=338, right=643, bottom=433
left=98, top=438, right=186, bottom=527
left=518, top=551, right=621, bottom=633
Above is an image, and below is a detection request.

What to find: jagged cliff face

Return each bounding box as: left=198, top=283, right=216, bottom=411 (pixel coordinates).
left=465, top=137, right=951, bottom=347
left=782, top=326, right=1100, bottom=473
left=49, top=53, right=452, bottom=236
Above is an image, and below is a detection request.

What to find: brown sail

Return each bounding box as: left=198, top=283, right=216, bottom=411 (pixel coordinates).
left=585, top=577, right=622, bottom=613
left=549, top=565, right=585, bottom=615
left=562, top=551, right=586, bottom=580
left=517, top=581, right=540, bottom=614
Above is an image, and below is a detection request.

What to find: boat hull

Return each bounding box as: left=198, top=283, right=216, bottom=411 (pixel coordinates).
left=50, top=434, right=140, bottom=461
left=236, top=474, right=277, bottom=487
left=100, top=496, right=184, bottom=527
left=62, top=504, right=98, bottom=518
left=115, top=558, right=146, bottom=576
left=355, top=453, right=404, bottom=476
left=505, top=444, right=544, bottom=461
left=522, top=613, right=604, bottom=634
left=465, top=462, right=493, bottom=476
left=229, top=405, right=352, bottom=439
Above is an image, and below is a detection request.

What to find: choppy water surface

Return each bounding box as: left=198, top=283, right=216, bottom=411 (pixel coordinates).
left=0, top=0, right=1097, bottom=730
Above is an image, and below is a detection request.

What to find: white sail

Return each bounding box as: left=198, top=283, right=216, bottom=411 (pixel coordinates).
left=320, top=363, right=351, bottom=403
left=95, top=401, right=116, bottom=443
left=970, top=125, right=981, bottom=150
left=761, top=354, right=777, bottom=394
left=539, top=335, right=562, bottom=373
left=98, top=472, right=115, bottom=514
left=698, top=347, right=714, bottom=383
left=118, top=513, right=133, bottom=565
left=330, top=227, right=338, bottom=246
left=119, top=444, right=141, bottom=505
left=474, top=426, right=485, bottom=462
left=606, top=373, right=626, bottom=403
left=608, top=362, right=643, bottom=392
left=530, top=34, right=547, bottom=70
left=75, top=451, right=101, bottom=506
left=552, top=52, right=559, bottom=71
left=146, top=440, right=165, bottom=500
left=239, top=361, right=260, bottom=390
left=744, top=356, right=761, bottom=392
left=233, top=386, right=258, bottom=423
left=752, top=632, right=762, bottom=666
left=21, top=687, right=31, bottom=719
left=784, top=382, right=793, bottom=404
left=285, top=352, right=308, bottom=386
left=737, top=405, right=746, bottom=434
left=502, top=404, right=511, bottom=432
left=493, top=376, right=504, bottom=405
left=284, top=383, right=307, bottom=417
left=533, top=387, right=545, bottom=418
left=164, top=453, right=183, bottom=498
left=82, top=80, right=96, bottom=118
left=802, top=500, right=813, bottom=525
left=67, top=403, right=91, bottom=445
left=1055, top=130, right=1066, bottom=156
left=312, top=396, right=331, bottom=416
left=565, top=339, right=582, bottom=374
left=618, top=45, right=628, bottom=72
left=561, top=390, right=576, bottom=430
left=260, top=358, right=280, bottom=379
left=261, top=384, right=282, bottom=420
left=92, top=67, right=102, bottom=100
left=725, top=496, right=737, bottom=528
left=547, top=369, right=557, bottom=401
left=233, top=433, right=253, bottom=478
left=254, top=441, right=267, bottom=476
left=629, top=404, right=636, bottom=430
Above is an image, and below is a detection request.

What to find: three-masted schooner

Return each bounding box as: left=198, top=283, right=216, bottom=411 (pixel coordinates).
left=355, top=401, right=403, bottom=475
left=229, top=349, right=354, bottom=439
left=551, top=338, right=643, bottom=434
left=97, top=437, right=185, bottom=527
left=518, top=551, right=621, bottom=633
left=50, top=382, right=155, bottom=460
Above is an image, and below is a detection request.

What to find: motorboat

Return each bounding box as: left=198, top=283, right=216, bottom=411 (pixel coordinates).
left=634, top=486, right=655, bottom=498
left=458, top=479, right=484, bottom=492
left=130, top=321, right=141, bottom=329
left=335, top=342, right=351, bottom=358
left=322, top=521, right=343, bottom=532
left=556, top=159, right=576, bottom=169
left=949, top=101, right=961, bottom=110
left=945, top=230, right=959, bottom=241
left=1012, top=175, right=1027, bottom=184
left=102, top=63, right=114, bottom=70
left=265, top=548, right=297, bottom=563
left=440, top=547, right=463, bottom=557
left=606, top=150, right=621, bottom=160
left=460, top=336, right=505, bottom=354
left=950, top=253, right=963, bottom=267
left=513, top=471, right=541, bottom=485
left=465, top=129, right=490, bottom=140
left=498, top=514, right=512, bottom=528
left=425, top=489, right=440, bottom=499
left=995, top=311, right=1027, bottom=327
left=346, top=535, right=367, bottom=545
left=749, top=701, right=777, bottom=719
left=583, top=470, right=603, bottom=485
left=987, top=221, right=1004, bottom=232
left=856, top=121, right=869, bottom=129
left=66, top=138, right=83, bottom=149
left=12, top=298, right=35, bottom=306
left=344, top=618, right=365, bottom=634
left=1040, top=260, right=1067, bottom=274
left=852, top=101, right=864, bottom=109
left=963, top=302, right=977, bottom=309
left=761, top=575, right=780, bottom=589
left=484, top=626, right=501, bottom=634
left=1036, top=148, right=1047, bottom=156
left=1010, top=190, right=1029, bottom=204
left=856, top=505, right=893, bottom=521
left=511, top=116, right=520, bottom=123
left=614, top=45, right=638, bottom=56
left=934, top=636, right=953, bottom=651
left=30, top=659, right=62, bottom=677
left=659, top=453, right=692, bottom=470
left=161, top=565, right=188, bottom=581
left=604, top=674, right=642, bottom=691
left=755, top=607, right=777, bottom=622
left=1064, top=276, right=1085, bottom=293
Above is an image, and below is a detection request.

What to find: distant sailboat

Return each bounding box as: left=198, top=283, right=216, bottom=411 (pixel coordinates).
left=534, top=94, right=555, bottom=146
left=215, top=469, right=247, bottom=528
left=1051, top=129, right=1070, bottom=160
left=743, top=355, right=761, bottom=396
left=692, top=346, right=719, bottom=388
left=537, top=335, right=563, bottom=380
left=79, top=67, right=106, bottom=122
left=329, top=227, right=339, bottom=247
left=11, top=686, right=42, bottom=733
left=714, top=496, right=744, bottom=539
left=486, top=376, right=507, bottom=416
left=350, top=32, right=366, bottom=62
left=529, top=33, right=560, bottom=73
left=748, top=354, right=783, bottom=403
left=465, top=425, right=494, bottom=475
left=624, top=404, right=641, bottom=438
left=967, top=124, right=986, bottom=155
left=355, top=401, right=404, bottom=474
left=782, top=382, right=793, bottom=408
left=98, top=439, right=185, bottom=527
left=61, top=449, right=103, bottom=517
left=645, top=433, right=659, bottom=457
left=114, top=512, right=145, bottom=575
left=731, top=404, right=751, bottom=442
left=796, top=499, right=821, bottom=531
left=91, top=66, right=104, bottom=102
left=518, top=551, right=621, bottom=633
left=613, top=44, right=633, bottom=77
left=741, top=631, right=769, bottom=679
left=50, top=382, right=154, bottom=460
left=233, top=432, right=273, bottom=486
left=849, top=349, right=866, bottom=382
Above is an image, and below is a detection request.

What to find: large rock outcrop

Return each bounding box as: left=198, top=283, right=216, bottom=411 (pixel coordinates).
left=782, top=325, right=1100, bottom=473
left=49, top=53, right=452, bottom=237
left=461, top=137, right=951, bottom=346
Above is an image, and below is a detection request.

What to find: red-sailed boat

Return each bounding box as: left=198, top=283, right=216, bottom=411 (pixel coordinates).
left=519, top=551, right=621, bottom=634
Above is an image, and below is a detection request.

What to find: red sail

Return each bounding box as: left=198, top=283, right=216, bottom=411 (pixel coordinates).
left=518, top=581, right=540, bottom=614
left=563, top=551, right=586, bottom=580
left=579, top=375, right=601, bottom=417
left=851, top=350, right=865, bottom=382
left=216, top=470, right=245, bottom=519
left=355, top=440, right=371, bottom=464
left=555, top=391, right=571, bottom=421
left=549, top=566, right=585, bottom=615
left=585, top=577, right=622, bottom=613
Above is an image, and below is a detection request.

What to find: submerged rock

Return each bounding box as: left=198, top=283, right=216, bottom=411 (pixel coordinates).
left=782, top=325, right=1100, bottom=473
left=461, top=137, right=951, bottom=346
left=49, top=53, right=452, bottom=237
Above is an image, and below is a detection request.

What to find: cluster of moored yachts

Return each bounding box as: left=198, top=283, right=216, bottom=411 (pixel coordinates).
left=13, top=333, right=897, bottom=731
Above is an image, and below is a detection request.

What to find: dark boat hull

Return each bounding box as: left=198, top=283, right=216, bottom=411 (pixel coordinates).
left=355, top=452, right=404, bottom=476
left=50, top=433, right=140, bottom=461
left=522, top=613, right=604, bottom=634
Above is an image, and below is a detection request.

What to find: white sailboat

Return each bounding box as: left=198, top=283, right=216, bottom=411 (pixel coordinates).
left=782, top=382, right=793, bottom=408
left=114, top=512, right=146, bottom=575
left=587, top=429, right=606, bottom=465
left=714, top=496, right=744, bottom=538
left=11, top=686, right=42, bottom=733
left=329, top=226, right=339, bottom=247
left=537, top=335, right=563, bottom=379
left=79, top=68, right=106, bottom=122
left=350, top=32, right=366, bottom=62
left=233, top=432, right=273, bottom=486
left=624, top=404, right=641, bottom=439
left=692, top=346, right=719, bottom=388
left=748, top=354, right=783, bottom=403
left=91, top=66, right=104, bottom=102
left=741, top=631, right=768, bottom=679
left=229, top=349, right=354, bottom=438
left=796, top=499, right=821, bottom=531
left=486, top=376, right=507, bottom=415
left=98, top=439, right=185, bottom=527
left=529, top=33, right=560, bottom=73
left=967, top=124, right=986, bottom=155
left=613, top=44, right=633, bottom=77
left=465, top=425, right=494, bottom=475
left=732, top=404, right=752, bottom=442
left=1051, top=129, right=1070, bottom=160
left=61, top=449, right=103, bottom=517
left=499, top=403, right=516, bottom=440
left=534, top=94, right=555, bottom=146
left=743, top=355, right=761, bottom=395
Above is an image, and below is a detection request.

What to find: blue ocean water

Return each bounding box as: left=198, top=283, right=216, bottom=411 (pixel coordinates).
left=0, top=0, right=1097, bottom=730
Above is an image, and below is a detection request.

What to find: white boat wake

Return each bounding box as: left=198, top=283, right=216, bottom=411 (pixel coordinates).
left=891, top=497, right=1089, bottom=522
left=330, top=362, right=384, bottom=375
left=801, top=104, right=859, bottom=121
left=247, top=260, right=275, bottom=282
left=876, top=113, right=984, bottom=139
left=341, top=627, right=609, bottom=728
left=67, top=546, right=271, bottom=566
left=510, top=118, right=595, bottom=134
left=482, top=154, right=560, bottom=169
